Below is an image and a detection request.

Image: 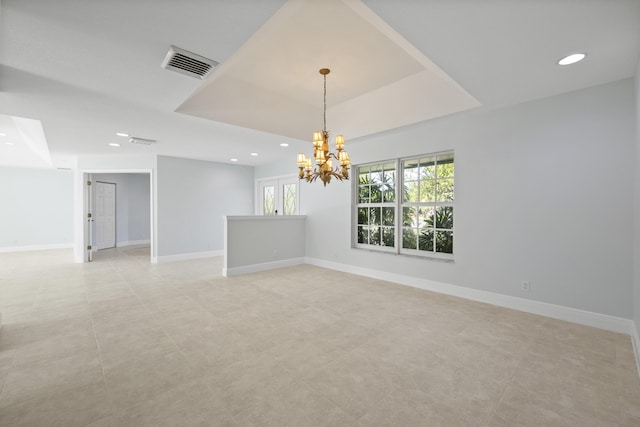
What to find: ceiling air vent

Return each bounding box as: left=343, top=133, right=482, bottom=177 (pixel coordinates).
left=129, top=137, right=156, bottom=145
left=161, top=45, right=218, bottom=80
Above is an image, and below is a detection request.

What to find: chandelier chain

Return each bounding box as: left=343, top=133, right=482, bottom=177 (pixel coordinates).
left=323, top=73, right=327, bottom=133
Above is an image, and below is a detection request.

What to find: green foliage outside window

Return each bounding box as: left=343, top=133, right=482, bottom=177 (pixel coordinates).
left=356, top=152, right=454, bottom=257
left=357, top=163, right=396, bottom=248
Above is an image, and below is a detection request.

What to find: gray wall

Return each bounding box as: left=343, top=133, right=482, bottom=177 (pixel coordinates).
left=91, top=173, right=150, bottom=245
left=156, top=156, right=254, bottom=257
left=224, top=215, right=306, bottom=275
left=0, top=166, right=73, bottom=248
left=257, top=78, right=636, bottom=319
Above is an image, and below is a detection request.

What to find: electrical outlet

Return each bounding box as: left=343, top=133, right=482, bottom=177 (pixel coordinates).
left=521, top=281, right=531, bottom=292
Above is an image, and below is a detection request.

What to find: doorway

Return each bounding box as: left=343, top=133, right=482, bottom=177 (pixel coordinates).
left=77, top=170, right=154, bottom=263
left=256, top=175, right=299, bottom=216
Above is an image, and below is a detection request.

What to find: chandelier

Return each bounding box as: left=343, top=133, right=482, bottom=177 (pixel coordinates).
left=297, top=68, right=351, bottom=186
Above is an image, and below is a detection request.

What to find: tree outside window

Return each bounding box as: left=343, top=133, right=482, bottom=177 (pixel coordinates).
left=401, top=153, right=453, bottom=255
left=354, top=151, right=454, bottom=258
left=357, top=162, right=396, bottom=250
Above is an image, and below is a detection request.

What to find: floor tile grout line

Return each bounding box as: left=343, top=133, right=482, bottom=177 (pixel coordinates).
left=484, top=318, right=549, bottom=426
left=0, top=354, right=13, bottom=402
left=84, top=275, right=110, bottom=391
left=301, top=376, right=362, bottom=422
left=0, top=320, right=24, bottom=395
left=3, top=247, right=640, bottom=424
left=0, top=356, right=104, bottom=410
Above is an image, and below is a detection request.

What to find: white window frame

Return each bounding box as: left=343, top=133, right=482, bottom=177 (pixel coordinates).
left=353, top=160, right=399, bottom=254
left=352, top=150, right=454, bottom=261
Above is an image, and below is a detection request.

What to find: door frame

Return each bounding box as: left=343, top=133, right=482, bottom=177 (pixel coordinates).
left=93, top=180, right=117, bottom=251
left=255, top=174, right=299, bottom=216
left=75, top=169, right=155, bottom=263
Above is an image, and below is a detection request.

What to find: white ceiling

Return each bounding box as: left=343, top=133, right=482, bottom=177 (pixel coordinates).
left=0, top=0, right=639, bottom=169
left=0, top=114, right=50, bottom=168
left=177, top=0, right=480, bottom=141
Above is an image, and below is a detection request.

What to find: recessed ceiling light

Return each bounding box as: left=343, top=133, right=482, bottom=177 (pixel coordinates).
left=4, top=142, right=14, bottom=145
left=109, top=143, right=121, bottom=147
left=280, top=143, right=289, bottom=147
left=0, top=133, right=6, bottom=137
left=230, top=158, right=238, bottom=162
left=116, top=132, right=129, bottom=137
left=250, top=152, right=259, bottom=156
left=558, top=53, right=586, bottom=66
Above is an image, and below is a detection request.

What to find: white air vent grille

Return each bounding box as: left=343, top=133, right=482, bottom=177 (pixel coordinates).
left=129, top=137, right=156, bottom=145
left=161, top=45, right=218, bottom=80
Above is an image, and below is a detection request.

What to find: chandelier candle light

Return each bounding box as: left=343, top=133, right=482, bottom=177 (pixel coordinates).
left=297, top=68, right=351, bottom=186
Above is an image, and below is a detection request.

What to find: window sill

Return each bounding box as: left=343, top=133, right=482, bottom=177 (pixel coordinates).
left=351, top=245, right=454, bottom=263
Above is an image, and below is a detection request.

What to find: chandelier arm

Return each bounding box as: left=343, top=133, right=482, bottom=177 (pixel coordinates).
left=303, top=168, right=348, bottom=183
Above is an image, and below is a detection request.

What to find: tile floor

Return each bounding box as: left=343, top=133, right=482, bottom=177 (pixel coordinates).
left=0, top=245, right=639, bottom=426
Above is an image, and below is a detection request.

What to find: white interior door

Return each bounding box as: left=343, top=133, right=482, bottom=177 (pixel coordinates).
left=94, top=181, right=116, bottom=249
left=257, top=176, right=299, bottom=215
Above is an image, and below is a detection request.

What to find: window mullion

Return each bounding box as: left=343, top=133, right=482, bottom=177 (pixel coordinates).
left=395, top=158, right=401, bottom=254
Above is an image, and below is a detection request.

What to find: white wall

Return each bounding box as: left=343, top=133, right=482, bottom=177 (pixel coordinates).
left=257, top=78, right=636, bottom=319
left=127, top=173, right=151, bottom=243
left=0, top=166, right=73, bottom=250
left=254, top=157, right=293, bottom=180
left=91, top=173, right=150, bottom=246
left=78, top=155, right=157, bottom=171
left=634, top=61, right=640, bottom=334
left=156, top=156, right=254, bottom=258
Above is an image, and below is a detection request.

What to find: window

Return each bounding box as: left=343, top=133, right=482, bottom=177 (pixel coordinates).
left=401, top=153, right=454, bottom=255
left=256, top=176, right=299, bottom=215
left=354, top=151, right=454, bottom=259
left=356, top=162, right=396, bottom=251
left=263, top=185, right=276, bottom=215
left=283, top=183, right=297, bottom=215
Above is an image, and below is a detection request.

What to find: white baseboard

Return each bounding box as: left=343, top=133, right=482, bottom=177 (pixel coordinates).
left=0, top=243, right=74, bottom=253
left=116, top=240, right=150, bottom=248
left=305, top=257, right=634, bottom=335
left=223, top=257, right=306, bottom=277
left=156, top=250, right=223, bottom=263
